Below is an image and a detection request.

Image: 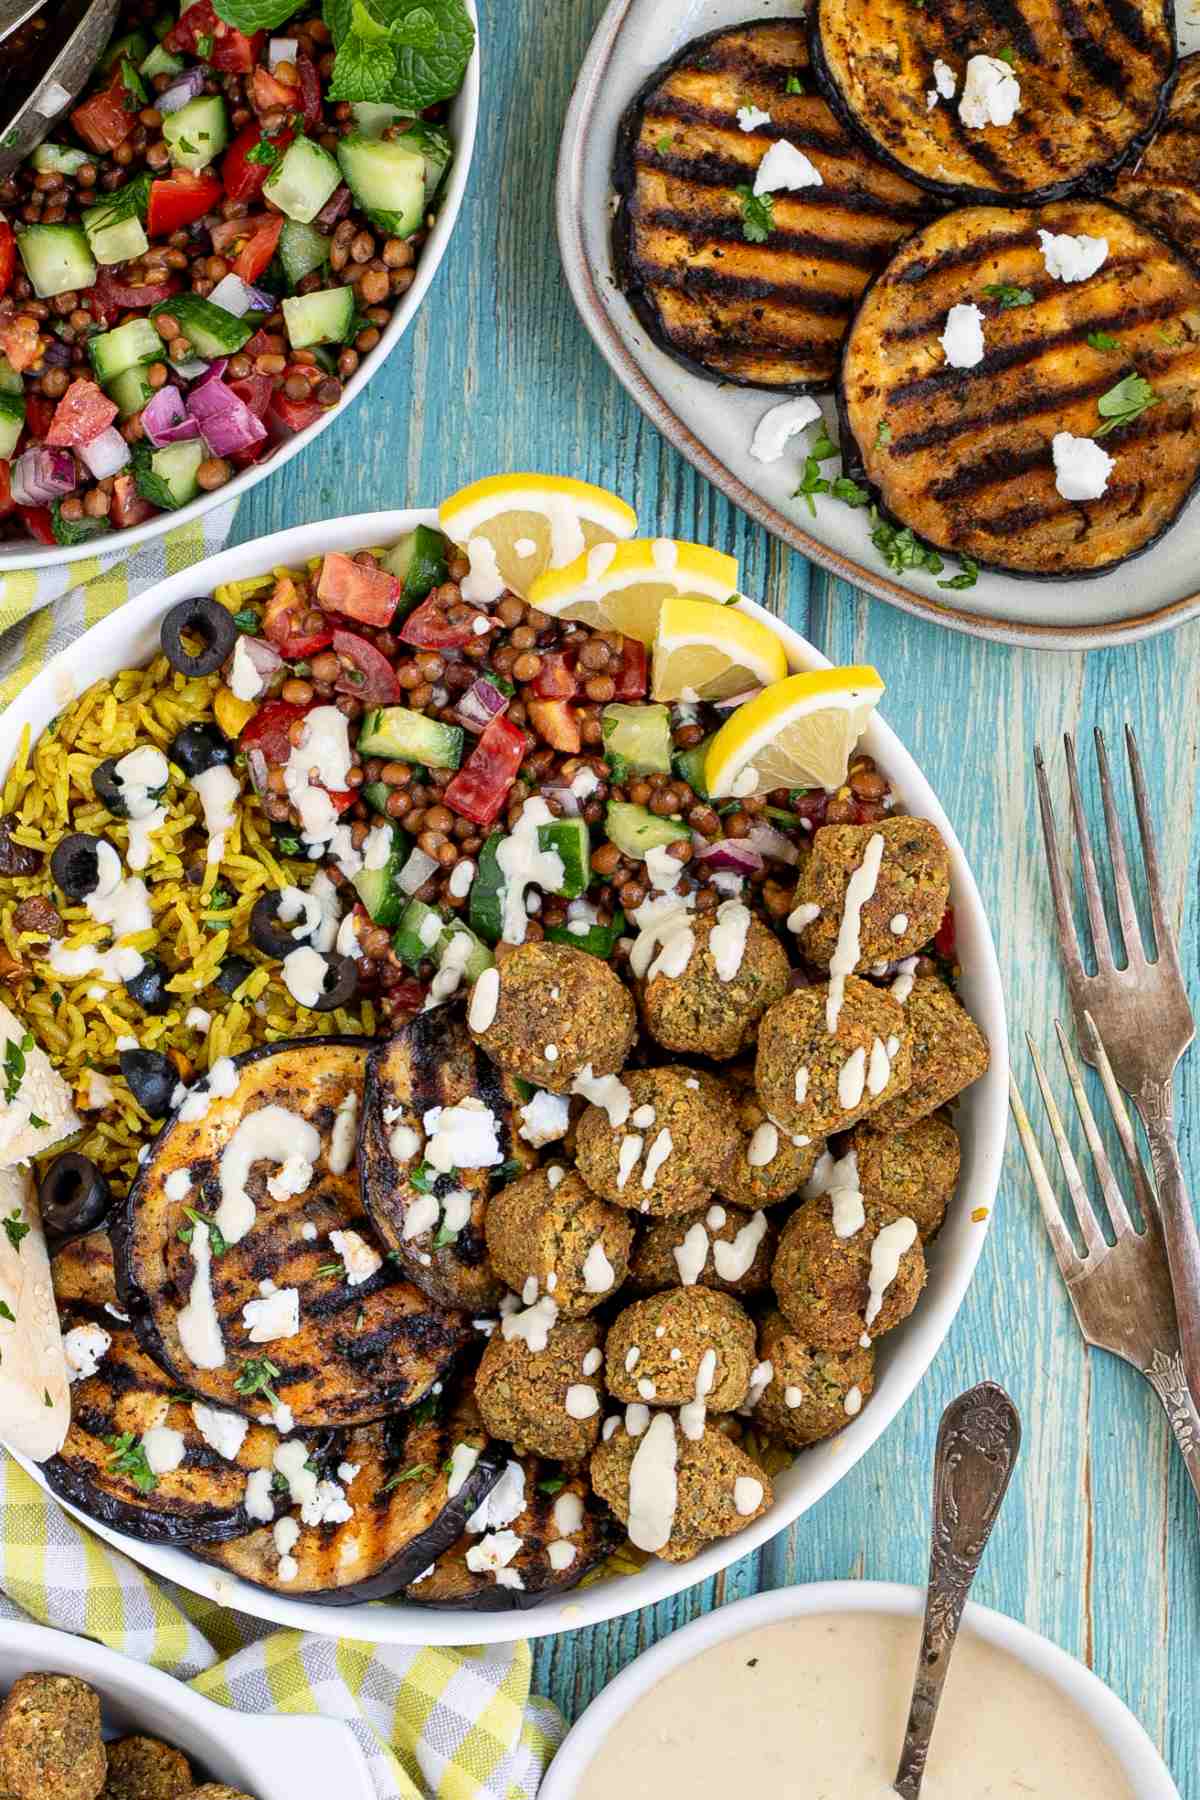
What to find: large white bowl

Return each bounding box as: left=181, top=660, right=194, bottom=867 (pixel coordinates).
left=0, top=20, right=479, bottom=574
left=538, top=1583, right=1180, bottom=1798
left=0, top=509, right=1007, bottom=1644
left=0, top=1616, right=374, bottom=1798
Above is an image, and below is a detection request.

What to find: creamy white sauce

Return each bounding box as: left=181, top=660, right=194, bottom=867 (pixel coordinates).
left=575, top=1614, right=1135, bottom=1800
left=215, top=1105, right=321, bottom=1245
left=827, top=832, right=885, bottom=1032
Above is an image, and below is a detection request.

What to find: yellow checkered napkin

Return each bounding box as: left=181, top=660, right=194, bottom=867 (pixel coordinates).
left=0, top=1456, right=564, bottom=1798
left=0, top=502, right=240, bottom=710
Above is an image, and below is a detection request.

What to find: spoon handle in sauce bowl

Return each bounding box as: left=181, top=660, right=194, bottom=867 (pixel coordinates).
left=893, top=1382, right=1022, bottom=1800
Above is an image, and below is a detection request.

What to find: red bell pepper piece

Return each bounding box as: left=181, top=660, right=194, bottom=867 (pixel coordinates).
left=398, top=590, right=489, bottom=650
left=612, top=637, right=648, bottom=700
left=222, top=122, right=294, bottom=205
left=71, top=65, right=136, bottom=154
left=167, top=2, right=263, bottom=73
left=933, top=907, right=957, bottom=961
left=228, top=373, right=274, bottom=419
left=317, top=552, right=400, bottom=628
left=147, top=171, right=222, bottom=237
left=0, top=221, right=15, bottom=300
left=232, top=213, right=284, bottom=285
left=530, top=650, right=578, bottom=699
left=111, top=475, right=156, bottom=530
left=0, top=461, right=15, bottom=519
left=267, top=388, right=325, bottom=437
left=17, top=505, right=55, bottom=546
left=45, top=380, right=118, bottom=449
left=22, top=393, right=55, bottom=442
left=332, top=628, right=402, bottom=706
left=443, top=716, right=527, bottom=827
left=239, top=698, right=310, bottom=763
left=527, top=698, right=582, bottom=754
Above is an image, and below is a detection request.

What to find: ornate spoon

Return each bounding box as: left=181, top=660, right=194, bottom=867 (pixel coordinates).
left=893, top=1381, right=1022, bottom=1798
left=0, top=0, right=122, bottom=181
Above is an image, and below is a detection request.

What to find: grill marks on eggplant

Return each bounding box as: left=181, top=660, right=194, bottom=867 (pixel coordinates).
left=360, top=1015, right=534, bottom=1313
left=1115, top=55, right=1200, bottom=268
left=193, top=1389, right=505, bottom=1604
left=44, top=1233, right=285, bottom=1543
left=839, top=201, right=1200, bottom=576
left=117, top=1039, right=472, bottom=1428
left=613, top=19, right=932, bottom=392
left=812, top=0, right=1175, bottom=203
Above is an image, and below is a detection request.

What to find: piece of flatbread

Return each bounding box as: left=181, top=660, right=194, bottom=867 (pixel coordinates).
left=0, top=1164, right=68, bottom=1460
left=0, top=998, right=81, bottom=1167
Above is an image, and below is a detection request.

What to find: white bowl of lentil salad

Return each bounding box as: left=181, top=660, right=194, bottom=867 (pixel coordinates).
left=0, top=505, right=1006, bottom=1643
left=0, top=1, right=479, bottom=566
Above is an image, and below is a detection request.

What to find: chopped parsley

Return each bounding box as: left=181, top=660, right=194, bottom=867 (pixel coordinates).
left=246, top=136, right=281, bottom=168
left=43, top=1389, right=52, bottom=1408
left=0, top=1301, right=14, bottom=1324
left=656, top=133, right=674, bottom=154
left=105, top=1432, right=157, bottom=1494
left=1095, top=372, right=1161, bottom=438
left=869, top=509, right=945, bottom=577
left=997, top=45, right=1016, bottom=64
left=409, top=1162, right=437, bottom=1194
left=433, top=1223, right=459, bottom=1249
left=875, top=420, right=892, bottom=448
left=234, top=1356, right=282, bottom=1408
left=537, top=1477, right=566, bottom=1496
left=316, top=1259, right=346, bottom=1277
left=409, top=1393, right=442, bottom=1428
left=982, top=282, right=1034, bottom=309
left=1087, top=331, right=1120, bottom=352
left=2, top=1030, right=32, bottom=1105
left=382, top=1463, right=433, bottom=1491
left=937, top=558, right=980, bottom=590
left=3, top=1210, right=30, bottom=1254
left=232, top=608, right=261, bottom=633
left=178, top=1208, right=226, bottom=1256
left=195, top=31, right=215, bottom=58
left=735, top=184, right=774, bottom=243
left=794, top=435, right=869, bottom=516
left=785, top=73, right=804, bottom=93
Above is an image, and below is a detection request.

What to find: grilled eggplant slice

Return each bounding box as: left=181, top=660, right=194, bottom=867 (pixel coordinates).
left=839, top=199, right=1200, bottom=578
left=1114, top=55, right=1200, bottom=268
left=193, top=1387, right=505, bottom=1603
left=812, top=0, right=1175, bottom=205
left=115, top=1039, right=472, bottom=1429
left=44, top=1232, right=286, bottom=1543
left=360, top=1014, right=535, bottom=1313
left=404, top=1463, right=621, bottom=1611
left=613, top=18, right=931, bottom=393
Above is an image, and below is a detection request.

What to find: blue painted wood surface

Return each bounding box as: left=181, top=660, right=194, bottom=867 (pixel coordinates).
left=234, top=0, right=1199, bottom=1785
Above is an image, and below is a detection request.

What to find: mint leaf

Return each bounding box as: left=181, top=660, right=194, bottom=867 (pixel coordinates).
left=51, top=504, right=108, bottom=547
left=325, top=0, right=474, bottom=109
left=213, top=0, right=308, bottom=28
left=131, top=443, right=185, bottom=512
left=327, top=30, right=400, bottom=103
left=1094, top=372, right=1160, bottom=438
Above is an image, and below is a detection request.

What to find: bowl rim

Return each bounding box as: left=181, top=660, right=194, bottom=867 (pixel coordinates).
left=0, top=6, right=480, bottom=573
left=0, top=506, right=1007, bottom=1645
left=536, top=1580, right=1181, bottom=1798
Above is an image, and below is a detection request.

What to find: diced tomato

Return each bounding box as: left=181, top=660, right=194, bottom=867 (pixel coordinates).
left=45, top=380, right=118, bottom=449
left=232, top=213, right=283, bottom=285
left=17, top=505, right=54, bottom=546
left=240, top=698, right=310, bottom=763
left=530, top=650, right=578, bottom=700
left=527, top=698, right=582, bottom=754
left=0, top=316, right=41, bottom=377
left=147, top=171, right=222, bottom=238
left=228, top=373, right=274, bottom=419
left=326, top=787, right=357, bottom=814
left=167, top=2, right=263, bottom=73
left=612, top=637, right=648, bottom=700
left=332, top=628, right=402, bottom=706
left=397, top=590, right=488, bottom=650
left=317, top=552, right=400, bottom=628
left=0, top=462, right=14, bottom=520
left=71, top=65, right=135, bottom=155
left=443, top=716, right=527, bottom=827
left=934, top=907, right=957, bottom=961
left=267, top=388, right=325, bottom=437
left=296, top=54, right=323, bottom=130
left=223, top=121, right=293, bottom=205
left=22, top=393, right=55, bottom=442
left=0, top=222, right=14, bottom=301
left=385, top=975, right=428, bottom=1015
left=242, top=328, right=282, bottom=360
left=251, top=66, right=298, bottom=113
left=261, top=575, right=335, bottom=659
left=111, top=475, right=156, bottom=530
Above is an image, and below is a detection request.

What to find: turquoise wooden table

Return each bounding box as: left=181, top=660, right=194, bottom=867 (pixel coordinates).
left=233, top=1, right=1199, bottom=1784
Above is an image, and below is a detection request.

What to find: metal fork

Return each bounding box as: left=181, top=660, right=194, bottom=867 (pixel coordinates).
left=1034, top=726, right=1200, bottom=1408
left=1010, top=1019, right=1200, bottom=1504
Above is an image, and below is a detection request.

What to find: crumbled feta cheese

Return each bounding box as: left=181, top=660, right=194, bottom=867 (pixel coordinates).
left=750, top=395, right=823, bottom=464
left=958, top=54, right=1020, bottom=128
left=753, top=140, right=823, bottom=195
left=63, top=1323, right=110, bottom=1382
left=518, top=1088, right=571, bottom=1147
left=329, top=1229, right=382, bottom=1286
left=1038, top=228, right=1108, bottom=284
left=736, top=104, right=772, bottom=130
left=423, top=1098, right=503, bottom=1172
left=142, top=1424, right=185, bottom=1475
left=190, top=1403, right=248, bottom=1461
left=926, top=57, right=957, bottom=107
left=1051, top=431, right=1114, bottom=502
left=241, top=1286, right=301, bottom=1343
left=940, top=302, right=986, bottom=369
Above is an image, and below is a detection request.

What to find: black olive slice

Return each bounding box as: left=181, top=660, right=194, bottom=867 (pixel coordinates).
left=249, top=890, right=301, bottom=959
left=212, top=954, right=255, bottom=997
left=39, top=1154, right=111, bottom=1238
left=309, top=953, right=358, bottom=1013
left=160, top=595, right=238, bottom=678
left=49, top=832, right=109, bottom=901
left=118, top=1048, right=177, bottom=1119
left=123, top=956, right=171, bottom=1016
left=170, top=722, right=234, bottom=778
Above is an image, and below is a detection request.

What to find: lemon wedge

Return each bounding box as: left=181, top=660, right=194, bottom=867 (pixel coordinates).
left=651, top=594, right=788, bottom=702
left=439, top=474, right=638, bottom=602
left=705, top=667, right=885, bottom=799
left=528, top=538, right=739, bottom=644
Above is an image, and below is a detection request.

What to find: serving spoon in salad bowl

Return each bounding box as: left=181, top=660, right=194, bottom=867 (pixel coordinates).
left=0, top=0, right=121, bottom=180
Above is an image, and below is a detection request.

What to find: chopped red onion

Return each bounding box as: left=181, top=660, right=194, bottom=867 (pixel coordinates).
left=11, top=447, right=76, bottom=506
left=158, top=69, right=205, bottom=114
left=239, top=635, right=284, bottom=688
left=315, top=185, right=352, bottom=229
left=42, top=339, right=73, bottom=367
left=540, top=784, right=581, bottom=818
left=208, top=273, right=274, bottom=318
left=454, top=675, right=510, bottom=734
left=694, top=837, right=764, bottom=875
left=78, top=427, right=131, bottom=480
left=141, top=385, right=197, bottom=447
left=398, top=847, right=439, bottom=895
left=187, top=380, right=267, bottom=456
left=189, top=357, right=229, bottom=392
left=245, top=746, right=269, bottom=799
left=744, top=820, right=800, bottom=866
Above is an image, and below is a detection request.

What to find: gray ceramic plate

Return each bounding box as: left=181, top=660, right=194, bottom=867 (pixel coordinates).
left=556, top=0, right=1200, bottom=650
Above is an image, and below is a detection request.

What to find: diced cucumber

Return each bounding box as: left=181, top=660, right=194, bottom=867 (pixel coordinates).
left=107, top=364, right=157, bottom=419
left=0, top=356, right=23, bottom=396
left=265, top=135, right=342, bottom=224
left=277, top=219, right=331, bottom=288
left=140, top=41, right=185, bottom=80
left=392, top=123, right=453, bottom=204
left=16, top=224, right=96, bottom=300
left=89, top=316, right=162, bottom=385
left=83, top=176, right=151, bottom=267
left=358, top=707, right=463, bottom=769
left=382, top=524, right=449, bottom=613
left=537, top=819, right=591, bottom=899
left=393, top=901, right=493, bottom=981
left=281, top=287, right=355, bottom=349
left=349, top=103, right=405, bottom=137
left=469, top=830, right=504, bottom=945
left=672, top=730, right=717, bottom=799
left=32, top=143, right=90, bottom=177
left=336, top=133, right=425, bottom=237
left=150, top=295, right=252, bottom=359
left=101, top=29, right=152, bottom=73
left=133, top=439, right=206, bottom=510
left=602, top=703, right=672, bottom=776
left=545, top=909, right=626, bottom=960
left=351, top=823, right=411, bottom=926
left=605, top=801, right=689, bottom=860
left=361, top=781, right=392, bottom=817
left=162, top=95, right=229, bottom=173
left=0, top=391, right=25, bottom=461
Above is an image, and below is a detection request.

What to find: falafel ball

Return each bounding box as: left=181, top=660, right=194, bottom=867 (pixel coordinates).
left=717, top=1064, right=822, bottom=1209
left=795, top=817, right=951, bottom=969
left=0, top=1673, right=106, bottom=1800
left=101, top=1738, right=193, bottom=1800
left=627, top=1201, right=776, bottom=1298
left=604, top=1288, right=756, bottom=1410
left=752, top=1309, right=875, bottom=1449
left=590, top=1418, right=772, bottom=1562
left=755, top=978, right=911, bottom=1139
left=637, top=905, right=791, bottom=1059
left=772, top=1194, right=925, bottom=1350
left=484, top=1165, right=634, bottom=1315
left=850, top=1111, right=960, bottom=1241
left=467, top=941, right=636, bottom=1094
left=866, top=976, right=990, bottom=1133
left=575, top=1066, right=738, bottom=1216
left=475, top=1315, right=604, bottom=1461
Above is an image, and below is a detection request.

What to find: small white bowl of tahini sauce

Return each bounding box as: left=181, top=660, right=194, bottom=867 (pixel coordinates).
left=541, top=1582, right=1179, bottom=1799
